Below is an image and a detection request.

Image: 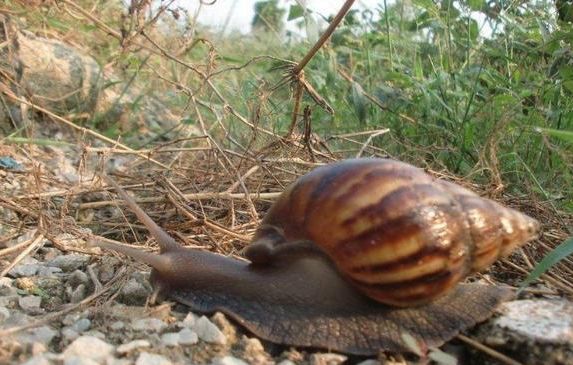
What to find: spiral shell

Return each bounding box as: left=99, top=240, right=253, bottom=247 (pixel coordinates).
left=252, top=158, right=539, bottom=307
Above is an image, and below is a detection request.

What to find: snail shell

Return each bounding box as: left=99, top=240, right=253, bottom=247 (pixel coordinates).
left=247, top=158, right=539, bottom=307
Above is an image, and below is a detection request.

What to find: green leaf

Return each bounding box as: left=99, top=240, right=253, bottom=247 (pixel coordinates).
left=563, top=80, right=573, bottom=93
left=559, top=65, right=573, bottom=80
left=351, top=82, right=368, bottom=124
left=518, top=237, right=573, bottom=293
left=288, top=4, right=304, bottom=21
left=536, top=127, right=573, bottom=144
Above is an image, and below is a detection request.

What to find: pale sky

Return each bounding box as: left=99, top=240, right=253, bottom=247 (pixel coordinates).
left=177, top=0, right=385, bottom=34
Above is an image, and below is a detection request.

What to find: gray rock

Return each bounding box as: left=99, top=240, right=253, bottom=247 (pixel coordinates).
left=46, top=254, right=90, bottom=272
left=70, top=318, right=91, bottom=333
left=310, top=353, right=348, bottom=365
left=18, top=295, right=43, bottom=314
left=17, top=326, right=57, bottom=345
left=68, top=270, right=89, bottom=288
left=37, top=266, right=63, bottom=278
left=0, top=294, right=19, bottom=307
left=0, top=306, right=10, bottom=323
left=69, top=284, right=86, bottom=303
left=135, top=352, right=172, bottom=365
left=116, top=339, right=151, bottom=354
left=62, top=328, right=79, bottom=341
left=118, top=278, right=149, bottom=305
left=110, top=320, right=125, bottom=330
left=131, top=318, right=167, bottom=332
left=211, top=356, right=249, bottom=365
left=9, top=264, right=41, bottom=277
left=22, top=355, right=51, bottom=365
left=63, top=336, right=115, bottom=362
left=193, top=316, right=226, bottom=345
left=62, top=313, right=81, bottom=326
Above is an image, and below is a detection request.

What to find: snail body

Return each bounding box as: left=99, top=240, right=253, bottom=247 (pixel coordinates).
left=95, top=158, right=539, bottom=355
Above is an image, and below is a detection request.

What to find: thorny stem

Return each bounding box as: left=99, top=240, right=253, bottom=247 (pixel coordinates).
left=293, top=0, right=356, bottom=75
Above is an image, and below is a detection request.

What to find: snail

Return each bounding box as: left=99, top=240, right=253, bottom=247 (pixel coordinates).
left=93, top=158, right=539, bottom=356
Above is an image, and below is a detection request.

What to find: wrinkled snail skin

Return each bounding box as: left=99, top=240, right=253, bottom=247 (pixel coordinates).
left=247, top=158, right=539, bottom=307
left=94, top=158, right=539, bottom=356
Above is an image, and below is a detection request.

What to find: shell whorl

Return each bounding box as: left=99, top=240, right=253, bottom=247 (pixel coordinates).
left=256, top=158, right=539, bottom=307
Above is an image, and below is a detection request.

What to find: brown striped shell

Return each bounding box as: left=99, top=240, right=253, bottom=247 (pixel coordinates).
left=247, top=158, right=539, bottom=307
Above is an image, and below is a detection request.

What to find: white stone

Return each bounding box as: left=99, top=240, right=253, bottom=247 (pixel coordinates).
left=310, top=353, right=348, bottom=365
left=193, top=316, right=226, bottom=344
left=63, top=336, right=115, bottom=362
left=131, top=318, right=167, bottom=332
left=180, top=312, right=197, bottom=328
left=277, top=361, right=296, bottom=365
left=160, top=332, right=180, bottom=347
left=494, top=300, right=573, bottom=344
left=22, top=355, right=51, bottom=365
left=116, top=340, right=151, bottom=354
left=211, top=356, right=249, bottom=365
left=178, top=328, right=198, bottom=345
left=135, top=352, right=172, bottom=365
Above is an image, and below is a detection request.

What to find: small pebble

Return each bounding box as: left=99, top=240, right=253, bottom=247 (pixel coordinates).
left=37, top=266, right=63, bottom=278
left=21, top=355, right=51, bottom=365
left=119, top=279, right=149, bottom=305
left=62, top=328, right=79, bottom=341
left=106, top=358, right=131, bottom=365
left=63, top=336, right=115, bottom=362
left=18, top=326, right=57, bottom=345
left=180, top=312, right=197, bottom=328
left=211, top=356, right=249, bottom=365
left=178, top=328, right=199, bottom=345
left=62, top=313, right=81, bottom=326
left=67, top=270, right=89, bottom=288
left=277, top=361, right=296, bottom=365
left=132, top=318, right=167, bottom=332
left=9, top=264, right=40, bottom=277
left=18, top=295, right=43, bottom=314
left=69, top=284, right=86, bottom=303
left=194, top=316, right=226, bottom=344
left=135, top=352, right=172, bottom=365
left=70, top=318, right=91, bottom=332
left=116, top=339, right=151, bottom=354
left=310, top=353, right=348, bottom=365
left=0, top=277, right=13, bottom=287
left=46, top=254, right=90, bottom=272
left=110, top=321, right=125, bottom=330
